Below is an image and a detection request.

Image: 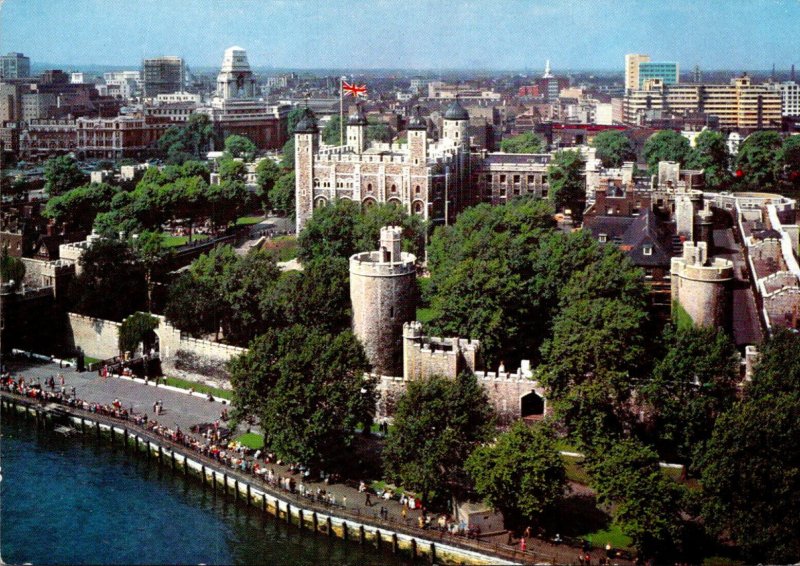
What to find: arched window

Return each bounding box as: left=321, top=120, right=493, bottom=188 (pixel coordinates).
left=390, top=184, right=397, bottom=193
left=367, top=183, right=373, bottom=192
left=415, top=185, right=421, bottom=194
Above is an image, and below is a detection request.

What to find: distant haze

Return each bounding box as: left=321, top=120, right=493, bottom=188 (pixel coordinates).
left=2, top=0, right=798, bottom=72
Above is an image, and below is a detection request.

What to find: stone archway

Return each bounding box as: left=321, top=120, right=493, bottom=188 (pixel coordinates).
left=520, top=391, right=545, bottom=419
left=314, top=196, right=328, bottom=209
left=362, top=197, right=377, bottom=209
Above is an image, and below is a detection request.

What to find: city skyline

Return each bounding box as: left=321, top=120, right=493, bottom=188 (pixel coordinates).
left=1, top=0, right=799, bottom=71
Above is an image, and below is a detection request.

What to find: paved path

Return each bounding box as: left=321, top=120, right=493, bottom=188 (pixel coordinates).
left=5, top=358, right=630, bottom=565
left=714, top=228, right=763, bottom=346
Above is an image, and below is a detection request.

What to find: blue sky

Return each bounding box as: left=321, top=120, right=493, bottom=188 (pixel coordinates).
left=1, top=0, right=798, bottom=70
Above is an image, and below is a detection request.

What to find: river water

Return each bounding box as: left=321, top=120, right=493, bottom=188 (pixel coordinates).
left=0, top=418, right=412, bottom=565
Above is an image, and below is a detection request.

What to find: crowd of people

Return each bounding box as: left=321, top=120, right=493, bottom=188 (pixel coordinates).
left=0, top=371, right=580, bottom=564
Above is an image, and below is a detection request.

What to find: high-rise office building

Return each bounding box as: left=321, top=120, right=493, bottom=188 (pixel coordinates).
left=638, top=61, right=679, bottom=87
left=142, top=56, right=185, bottom=97
left=1, top=52, right=31, bottom=79
left=625, top=54, right=679, bottom=91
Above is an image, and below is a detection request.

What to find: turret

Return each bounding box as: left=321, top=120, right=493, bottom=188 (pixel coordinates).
left=294, top=107, right=319, bottom=233
left=443, top=97, right=469, bottom=151
left=350, top=226, right=417, bottom=376
left=346, top=101, right=368, bottom=153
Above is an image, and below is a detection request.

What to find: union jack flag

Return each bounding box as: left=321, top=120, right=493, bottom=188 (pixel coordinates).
left=342, top=81, right=367, bottom=97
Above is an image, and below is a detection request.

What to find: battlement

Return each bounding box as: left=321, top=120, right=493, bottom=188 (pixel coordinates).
left=672, top=241, right=734, bottom=282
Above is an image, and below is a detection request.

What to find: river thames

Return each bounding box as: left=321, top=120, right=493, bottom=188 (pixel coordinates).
left=0, top=418, right=412, bottom=565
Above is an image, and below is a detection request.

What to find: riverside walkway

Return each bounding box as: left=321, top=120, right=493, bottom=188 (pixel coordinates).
left=3, top=357, right=631, bottom=565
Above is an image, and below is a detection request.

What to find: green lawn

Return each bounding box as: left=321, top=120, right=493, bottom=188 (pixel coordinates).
left=236, top=215, right=265, bottom=226
left=161, top=233, right=209, bottom=248
left=163, top=376, right=233, bottom=400
left=264, top=235, right=298, bottom=262
left=583, top=524, right=634, bottom=550
left=235, top=432, right=264, bottom=450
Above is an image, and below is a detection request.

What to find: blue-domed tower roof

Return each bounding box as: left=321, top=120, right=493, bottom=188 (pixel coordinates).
left=443, top=98, right=469, bottom=121
left=294, top=107, right=318, bottom=133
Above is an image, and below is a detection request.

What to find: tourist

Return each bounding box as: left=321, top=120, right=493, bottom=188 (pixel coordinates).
left=365, top=492, right=372, bottom=507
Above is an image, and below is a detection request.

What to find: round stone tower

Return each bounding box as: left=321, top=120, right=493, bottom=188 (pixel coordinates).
left=350, top=226, right=417, bottom=376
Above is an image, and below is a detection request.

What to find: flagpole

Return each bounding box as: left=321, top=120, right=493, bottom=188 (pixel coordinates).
left=339, top=76, right=344, bottom=146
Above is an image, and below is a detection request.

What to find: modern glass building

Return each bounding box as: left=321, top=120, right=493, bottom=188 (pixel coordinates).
left=638, top=62, right=679, bottom=87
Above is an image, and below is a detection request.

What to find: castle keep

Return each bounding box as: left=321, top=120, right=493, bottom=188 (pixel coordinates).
left=294, top=102, right=552, bottom=233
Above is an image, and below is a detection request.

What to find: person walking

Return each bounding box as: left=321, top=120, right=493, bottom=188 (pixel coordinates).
left=365, top=492, right=372, bottom=507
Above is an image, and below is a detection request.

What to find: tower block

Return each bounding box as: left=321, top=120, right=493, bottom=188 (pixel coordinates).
left=349, top=226, right=417, bottom=376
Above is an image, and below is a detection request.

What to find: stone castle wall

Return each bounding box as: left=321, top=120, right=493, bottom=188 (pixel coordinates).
left=66, top=313, right=122, bottom=360
left=65, top=312, right=246, bottom=387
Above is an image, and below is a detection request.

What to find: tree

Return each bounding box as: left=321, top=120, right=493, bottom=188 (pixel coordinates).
left=427, top=198, right=558, bottom=367
left=500, top=131, right=545, bottom=154
left=297, top=199, right=361, bottom=262
left=118, top=312, right=159, bottom=355
left=158, top=113, right=215, bottom=162
left=286, top=107, right=305, bottom=136
left=700, top=359, right=800, bottom=564
left=366, top=123, right=392, bottom=143
left=228, top=325, right=374, bottom=471
left=744, top=328, right=800, bottom=399
left=322, top=114, right=343, bottom=145
left=223, top=134, right=257, bottom=161
left=274, top=256, right=351, bottom=334
left=540, top=298, right=649, bottom=448
left=466, top=421, right=566, bottom=530
left=588, top=439, right=685, bottom=559
left=132, top=231, right=169, bottom=312
left=640, top=326, right=739, bottom=465
left=164, top=245, right=238, bottom=339
left=180, top=160, right=211, bottom=182
left=643, top=130, right=695, bottom=174
left=281, top=137, right=295, bottom=169
left=207, top=179, right=249, bottom=230
left=547, top=150, right=585, bottom=218
left=0, top=245, right=26, bottom=290
left=383, top=373, right=494, bottom=507
left=736, top=130, right=784, bottom=191
left=43, top=155, right=87, bottom=197
left=43, top=182, right=118, bottom=232
left=780, top=134, right=800, bottom=189
left=692, top=130, right=730, bottom=189
left=217, top=157, right=247, bottom=184
left=269, top=172, right=295, bottom=218
left=68, top=238, right=146, bottom=321
left=221, top=248, right=282, bottom=346
left=591, top=130, right=634, bottom=168
left=255, top=158, right=282, bottom=211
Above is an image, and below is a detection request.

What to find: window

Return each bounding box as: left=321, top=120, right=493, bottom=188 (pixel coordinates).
left=513, top=175, right=520, bottom=184
left=390, top=184, right=397, bottom=193
left=367, top=183, right=373, bottom=192
left=645, top=268, right=654, bottom=279
left=643, top=244, right=653, bottom=256
left=527, top=175, right=535, bottom=184
left=415, top=185, right=421, bottom=194
left=599, top=233, right=607, bottom=243
left=499, top=174, right=506, bottom=183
